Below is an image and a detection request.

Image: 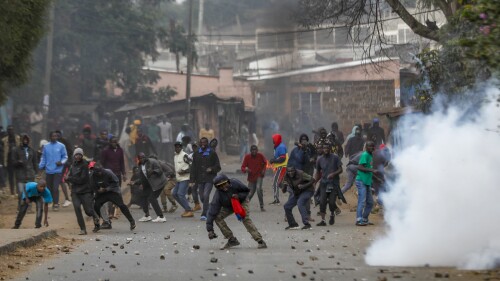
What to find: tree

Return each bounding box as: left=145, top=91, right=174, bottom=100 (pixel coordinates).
left=0, top=0, right=51, bottom=104
left=11, top=0, right=170, bottom=107
left=162, top=21, right=198, bottom=73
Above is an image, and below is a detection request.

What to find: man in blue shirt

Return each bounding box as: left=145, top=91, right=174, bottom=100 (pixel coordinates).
left=39, top=131, right=68, bottom=211
left=13, top=180, right=52, bottom=229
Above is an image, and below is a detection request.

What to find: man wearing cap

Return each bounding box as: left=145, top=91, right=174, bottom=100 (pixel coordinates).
left=207, top=174, right=267, bottom=249
left=90, top=162, right=136, bottom=230
left=66, top=148, right=100, bottom=235
left=368, top=118, right=385, bottom=146
left=173, top=142, right=194, bottom=217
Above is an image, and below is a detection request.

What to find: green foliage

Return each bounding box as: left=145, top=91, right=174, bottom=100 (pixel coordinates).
left=11, top=0, right=170, bottom=106
left=458, top=0, right=500, bottom=70
left=159, top=22, right=198, bottom=72
left=0, top=0, right=52, bottom=104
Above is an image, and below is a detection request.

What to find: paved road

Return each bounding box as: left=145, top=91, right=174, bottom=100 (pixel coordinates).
left=15, top=170, right=489, bottom=281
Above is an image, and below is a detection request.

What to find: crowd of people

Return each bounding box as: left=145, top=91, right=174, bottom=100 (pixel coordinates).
left=4, top=113, right=391, bottom=249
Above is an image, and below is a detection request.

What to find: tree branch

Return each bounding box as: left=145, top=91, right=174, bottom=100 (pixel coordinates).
left=385, top=0, right=441, bottom=42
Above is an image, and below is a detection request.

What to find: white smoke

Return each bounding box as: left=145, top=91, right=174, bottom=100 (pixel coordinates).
left=365, top=83, right=500, bottom=269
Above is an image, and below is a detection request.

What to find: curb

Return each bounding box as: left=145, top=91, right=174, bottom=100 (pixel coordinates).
left=0, top=230, right=57, bottom=255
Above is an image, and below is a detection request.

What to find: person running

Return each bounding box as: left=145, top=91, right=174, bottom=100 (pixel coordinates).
left=90, top=162, right=136, bottom=231
left=206, top=174, right=267, bottom=249
left=282, top=167, right=315, bottom=230
left=314, top=144, right=343, bottom=226
left=269, top=134, right=287, bottom=205
left=65, top=148, right=100, bottom=235
left=137, top=153, right=167, bottom=223
left=241, top=145, right=267, bottom=211
left=173, top=142, right=194, bottom=217
left=355, top=141, right=379, bottom=226
left=12, top=180, right=51, bottom=229
left=190, top=137, right=221, bottom=221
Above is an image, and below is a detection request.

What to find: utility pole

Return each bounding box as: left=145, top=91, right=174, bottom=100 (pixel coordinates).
left=42, top=3, right=55, bottom=139
left=185, top=0, right=193, bottom=124
left=197, top=0, right=204, bottom=36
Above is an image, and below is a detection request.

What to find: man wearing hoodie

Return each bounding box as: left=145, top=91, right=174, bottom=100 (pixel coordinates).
left=66, top=148, right=100, bottom=235
left=12, top=134, right=38, bottom=210
left=137, top=153, right=167, bottom=223
left=269, top=134, right=287, bottom=205
left=368, top=118, right=386, bottom=146
left=190, top=137, right=221, bottom=220
left=345, top=126, right=365, bottom=159
left=39, top=131, right=68, bottom=210
left=90, top=162, right=136, bottom=230
left=3, top=125, right=21, bottom=195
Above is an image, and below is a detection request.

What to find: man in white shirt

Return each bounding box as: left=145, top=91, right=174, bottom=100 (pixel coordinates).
left=172, top=142, right=194, bottom=217
left=157, top=115, right=173, bottom=163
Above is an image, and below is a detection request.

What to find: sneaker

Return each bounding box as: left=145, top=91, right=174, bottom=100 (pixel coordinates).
left=222, top=237, right=240, bottom=249
left=52, top=204, right=60, bottom=211
left=260, top=207, right=266, bottom=212
left=92, top=224, right=100, bottom=233
left=62, top=200, right=72, bottom=207
left=301, top=224, right=312, bottom=230
left=152, top=217, right=167, bottom=223
left=329, top=215, right=335, bottom=225
left=101, top=221, right=112, bottom=229
left=193, top=203, right=201, bottom=212
left=12, top=225, right=19, bottom=229
left=130, top=221, right=136, bottom=230
left=268, top=200, right=280, bottom=205
left=257, top=240, right=267, bottom=249
left=138, top=216, right=152, bottom=222
left=316, top=220, right=327, bottom=226
left=200, top=216, right=207, bottom=221
left=79, top=230, right=87, bottom=235
left=181, top=211, right=194, bottom=218
left=168, top=205, right=178, bottom=213
left=285, top=224, right=300, bottom=230
left=355, top=221, right=368, bottom=226
left=334, top=208, right=341, bottom=216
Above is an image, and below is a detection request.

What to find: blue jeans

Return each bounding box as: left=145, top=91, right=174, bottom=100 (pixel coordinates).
left=239, top=142, right=249, bottom=161
left=355, top=180, right=374, bottom=222
left=198, top=182, right=213, bottom=217
left=248, top=178, right=264, bottom=208
left=284, top=190, right=313, bottom=226
left=173, top=180, right=191, bottom=211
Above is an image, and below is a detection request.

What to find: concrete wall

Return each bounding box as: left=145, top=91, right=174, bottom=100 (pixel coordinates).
left=151, top=68, right=254, bottom=107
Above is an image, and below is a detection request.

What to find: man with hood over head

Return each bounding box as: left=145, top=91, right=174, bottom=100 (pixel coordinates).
left=269, top=134, right=287, bottom=205
left=12, top=134, right=37, bottom=210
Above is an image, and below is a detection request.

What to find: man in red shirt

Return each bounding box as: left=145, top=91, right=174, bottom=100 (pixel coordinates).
left=241, top=145, right=267, bottom=211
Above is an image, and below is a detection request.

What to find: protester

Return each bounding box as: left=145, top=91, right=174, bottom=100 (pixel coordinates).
left=206, top=174, right=267, bottom=249
left=190, top=137, right=221, bottom=220
left=239, top=121, right=250, bottom=161
left=39, top=131, right=68, bottom=211
left=282, top=167, right=315, bottom=230
left=100, top=136, right=126, bottom=221
left=368, top=118, right=386, bottom=146
left=149, top=153, right=177, bottom=213
left=90, top=162, right=136, bottom=230
left=241, top=145, right=267, bottom=211
left=355, top=141, right=379, bottom=226
left=93, top=130, right=109, bottom=162
left=79, top=125, right=96, bottom=160
left=341, top=151, right=363, bottom=193
left=327, top=122, right=345, bottom=158
left=137, top=153, right=167, bottom=223
left=269, top=134, right=287, bottom=205
left=157, top=115, right=173, bottom=162
left=12, top=180, right=51, bottom=229
left=3, top=125, right=21, bottom=195
left=345, top=126, right=364, bottom=159
left=314, top=144, right=343, bottom=226
left=65, top=148, right=100, bottom=235
left=127, top=166, right=144, bottom=208
left=12, top=134, right=38, bottom=210
left=173, top=142, right=194, bottom=217
left=135, top=128, right=156, bottom=157
left=55, top=130, right=73, bottom=208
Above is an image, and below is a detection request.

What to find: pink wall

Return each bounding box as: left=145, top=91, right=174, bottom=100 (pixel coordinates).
left=151, top=69, right=254, bottom=107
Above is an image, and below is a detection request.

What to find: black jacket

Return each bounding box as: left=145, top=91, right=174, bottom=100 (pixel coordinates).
left=140, top=158, right=167, bottom=191
left=206, top=178, right=249, bottom=232
left=90, top=168, right=121, bottom=195
left=11, top=144, right=38, bottom=182
left=66, top=159, right=91, bottom=194
left=190, top=147, right=221, bottom=183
